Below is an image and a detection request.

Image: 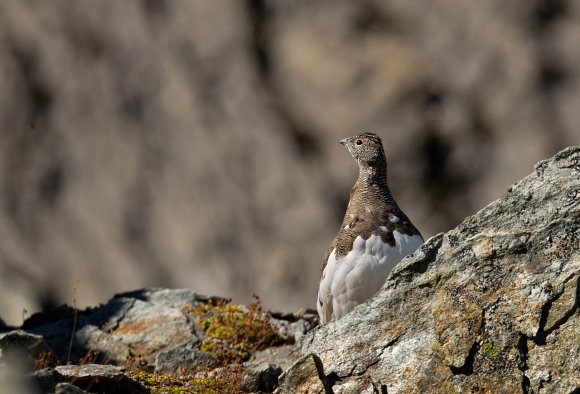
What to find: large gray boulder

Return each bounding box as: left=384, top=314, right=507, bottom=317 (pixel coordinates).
left=278, top=146, right=580, bottom=393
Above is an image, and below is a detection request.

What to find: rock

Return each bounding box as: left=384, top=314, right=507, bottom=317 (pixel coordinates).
left=277, top=355, right=326, bottom=394
left=525, top=275, right=580, bottom=393
left=25, top=289, right=201, bottom=365
left=53, top=364, right=146, bottom=394
left=241, top=363, right=283, bottom=393
left=249, top=345, right=302, bottom=372
left=0, top=330, right=55, bottom=370
left=30, top=368, right=64, bottom=394
left=113, top=288, right=226, bottom=309
left=21, top=306, right=79, bottom=331
left=54, top=364, right=125, bottom=380
left=54, top=383, right=87, bottom=394
left=243, top=344, right=304, bottom=392
left=30, top=367, right=132, bottom=394
left=277, top=146, right=580, bottom=393
left=269, top=309, right=319, bottom=342
left=155, top=348, right=219, bottom=373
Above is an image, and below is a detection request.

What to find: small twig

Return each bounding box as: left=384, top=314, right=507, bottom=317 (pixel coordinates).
left=67, top=279, right=80, bottom=364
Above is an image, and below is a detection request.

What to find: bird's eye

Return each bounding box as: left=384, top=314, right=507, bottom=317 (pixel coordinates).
left=355, top=139, right=363, bottom=145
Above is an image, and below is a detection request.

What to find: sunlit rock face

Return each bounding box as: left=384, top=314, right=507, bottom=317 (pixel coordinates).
left=278, top=147, right=580, bottom=393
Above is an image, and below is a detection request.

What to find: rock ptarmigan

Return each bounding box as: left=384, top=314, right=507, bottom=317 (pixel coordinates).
left=317, top=132, right=424, bottom=324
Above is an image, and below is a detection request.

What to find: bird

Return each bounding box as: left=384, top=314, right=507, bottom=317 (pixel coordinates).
left=317, top=132, right=424, bottom=324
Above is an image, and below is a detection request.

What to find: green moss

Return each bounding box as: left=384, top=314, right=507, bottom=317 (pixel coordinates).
left=481, top=342, right=502, bottom=358
left=193, top=299, right=283, bottom=363
left=199, top=338, right=250, bottom=364
left=125, top=299, right=280, bottom=392
left=127, top=370, right=242, bottom=394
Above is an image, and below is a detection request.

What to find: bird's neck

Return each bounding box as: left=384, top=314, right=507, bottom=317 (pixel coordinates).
left=359, top=164, right=387, bottom=186
left=353, top=166, right=392, bottom=202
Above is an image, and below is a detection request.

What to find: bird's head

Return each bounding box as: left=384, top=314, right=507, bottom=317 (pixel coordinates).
left=340, top=132, right=386, bottom=168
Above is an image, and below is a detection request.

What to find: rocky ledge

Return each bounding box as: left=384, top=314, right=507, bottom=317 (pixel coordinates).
left=278, top=147, right=580, bottom=393
left=0, top=146, right=578, bottom=394
left=0, top=290, right=317, bottom=393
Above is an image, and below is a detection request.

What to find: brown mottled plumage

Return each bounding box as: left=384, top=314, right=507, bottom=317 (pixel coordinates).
left=321, top=133, right=421, bottom=269
left=317, top=132, right=423, bottom=324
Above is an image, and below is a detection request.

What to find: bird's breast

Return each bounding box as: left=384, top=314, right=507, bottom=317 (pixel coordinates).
left=318, top=230, right=423, bottom=323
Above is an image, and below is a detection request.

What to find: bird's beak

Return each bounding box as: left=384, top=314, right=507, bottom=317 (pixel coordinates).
left=339, top=138, right=348, bottom=146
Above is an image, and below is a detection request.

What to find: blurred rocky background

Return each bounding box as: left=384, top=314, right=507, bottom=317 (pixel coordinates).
left=0, top=0, right=578, bottom=325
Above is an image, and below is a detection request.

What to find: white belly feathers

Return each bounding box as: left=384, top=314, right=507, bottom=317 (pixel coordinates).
left=317, top=231, right=423, bottom=324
